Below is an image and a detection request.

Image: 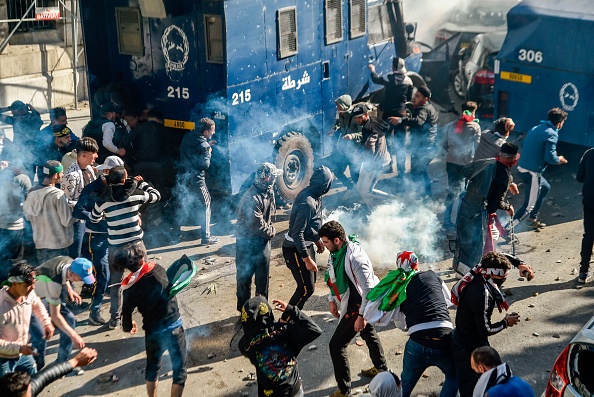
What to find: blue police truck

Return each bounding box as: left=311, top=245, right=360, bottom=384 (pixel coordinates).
left=493, top=0, right=594, bottom=147
left=78, top=0, right=415, bottom=202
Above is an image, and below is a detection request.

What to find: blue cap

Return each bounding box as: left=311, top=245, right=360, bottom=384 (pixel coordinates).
left=70, top=258, right=95, bottom=285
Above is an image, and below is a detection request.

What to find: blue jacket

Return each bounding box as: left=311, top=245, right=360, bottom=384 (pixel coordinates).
left=518, top=120, right=561, bottom=173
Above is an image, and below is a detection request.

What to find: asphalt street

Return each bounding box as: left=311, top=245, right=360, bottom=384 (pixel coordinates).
left=10, top=105, right=593, bottom=397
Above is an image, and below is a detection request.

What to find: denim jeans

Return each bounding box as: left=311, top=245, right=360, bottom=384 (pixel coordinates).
left=68, top=220, right=87, bottom=259
left=57, top=300, right=77, bottom=363
left=401, top=338, right=458, bottom=397
left=0, top=354, right=37, bottom=376
left=36, top=247, right=68, bottom=265
left=145, top=323, right=188, bottom=384
left=82, top=232, right=110, bottom=318
left=29, top=314, right=47, bottom=370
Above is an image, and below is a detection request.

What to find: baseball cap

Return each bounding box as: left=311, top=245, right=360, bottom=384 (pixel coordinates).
left=70, top=258, right=96, bottom=285
left=9, top=100, right=27, bottom=111
left=53, top=125, right=72, bottom=138
left=97, top=155, right=125, bottom=170
left=42, top=160, right=63, bottom=176
left=100, top=102, right=117, bottom=114
left=257, top=162, right=283, bottom=179
left=351, top=104, right=369, bottom=118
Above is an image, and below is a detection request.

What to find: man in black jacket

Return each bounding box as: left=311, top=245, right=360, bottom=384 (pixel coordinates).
left=369, top=57, right=413, bottom=176
left=281, top=166, right=332, bottom=321
left=239, top=296, right=322, bottom=397
left=177, top=118, right=219, bottom=245
left=389, top=86, right=438, bottom=197
left=450, top=252, right=520, bottom=397
left=235, top=162, right=282, bottom=313
left=577, top=147, right=594, bottom=284
left=117, top=240, right=187, bottom=397
left=453, top=143, right=518, bottom=276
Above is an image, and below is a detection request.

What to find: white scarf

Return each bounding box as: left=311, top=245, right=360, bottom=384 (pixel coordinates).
left=473, top=363, right=512, bottom=397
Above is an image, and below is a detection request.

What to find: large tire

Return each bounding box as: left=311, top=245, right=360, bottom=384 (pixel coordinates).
left=453, top=71, right=466, bottom=98
left=274, top=132, right=314, bottom=205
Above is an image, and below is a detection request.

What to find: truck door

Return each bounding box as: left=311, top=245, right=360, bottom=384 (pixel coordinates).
left=320, top=0, right=349, bottom=156
left=149, top=16, right=199, bottom=123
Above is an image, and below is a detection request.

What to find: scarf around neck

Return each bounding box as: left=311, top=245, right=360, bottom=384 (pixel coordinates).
left=456, top=110, right=475, bottom=133
left=451, top=266, right=509, bottom=313
left=325, top=235, right=358, bottom=299
left=121, top=261, right=156, bottom=291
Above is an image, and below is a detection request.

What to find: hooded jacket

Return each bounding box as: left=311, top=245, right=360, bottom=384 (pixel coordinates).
left=239, top=296, right=322, bottom=397
left=236, top=182, right=276, bottom=240
left=23, top=185, right=75, bottom=249
left=0, top=287, right=51, bottom=359
left=473, top=130, right=508, bottom=161
left=283, top=166, right=333, bottom=258
left=400, top=102, right=439, bottom=147
left=360, top=116, right=391, bottom=168
left=178, top=130, right=211, bottom=185
left=370, top=70, right=413, bottom=119
left=90, top=178, right=160, bottom=246
left=333, top=95, right=361, bottom=154
left=517, top=120, right=562, bottom=173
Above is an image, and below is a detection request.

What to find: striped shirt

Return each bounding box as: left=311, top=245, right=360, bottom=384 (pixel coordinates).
left=89, top=181, right=160, bottom=246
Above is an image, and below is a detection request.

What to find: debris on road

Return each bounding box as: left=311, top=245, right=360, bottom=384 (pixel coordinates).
left=528, top=304, right=535, bottom=308
left=532, top=332, right=540, bottom=337
left=308, top=345, right=317, bottom=351
left=552, top=333, right=560, bottom=338
left=202, top=283, right=217, bottom=295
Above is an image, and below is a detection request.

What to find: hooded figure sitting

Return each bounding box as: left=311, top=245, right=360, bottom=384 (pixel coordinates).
left=238, top=296, right=322, bottom=397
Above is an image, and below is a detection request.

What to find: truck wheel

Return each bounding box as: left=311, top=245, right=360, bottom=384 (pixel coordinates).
left=274, top=132, right=314, bottom=205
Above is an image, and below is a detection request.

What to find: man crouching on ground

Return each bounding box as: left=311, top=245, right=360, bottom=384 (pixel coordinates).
left=115, top=240, right=187, bottom=397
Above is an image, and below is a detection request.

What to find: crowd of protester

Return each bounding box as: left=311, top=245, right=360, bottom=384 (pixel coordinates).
left=0, top=62, right=590, bottom=397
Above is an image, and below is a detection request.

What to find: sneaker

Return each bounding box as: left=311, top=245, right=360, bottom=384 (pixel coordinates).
left=527, top=218, right=547, bottom=229
left=72, top=367, right=84, bottom=376
left=578, top=273, right=593, bottom=284
left=329, top=388, right=348, bottom=397
left=88, top=314, right=107, bottom=326
left=108, top=318, right=120, bottom=330
left=361, top=366, right=382, bottom=378
left=200, top=237, right=220, bottom=246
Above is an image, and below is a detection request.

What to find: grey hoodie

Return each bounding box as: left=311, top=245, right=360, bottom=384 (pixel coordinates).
left=23, top=185, right=75, bottom=249
left=0, top=169, right=31, bottom=230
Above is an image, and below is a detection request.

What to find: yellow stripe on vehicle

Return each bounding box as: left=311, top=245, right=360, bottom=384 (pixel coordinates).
left=164, top=119, right=196, bottom=130
left=500, top=71, right=532, bottom=84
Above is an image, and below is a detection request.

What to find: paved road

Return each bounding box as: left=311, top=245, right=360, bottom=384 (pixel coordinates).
left=9, top=104, right=592, bottom=397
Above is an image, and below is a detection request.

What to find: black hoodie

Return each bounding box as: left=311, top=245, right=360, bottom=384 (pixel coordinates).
left=239, top=296, right=322, bottom=397
left=283, top=166, right=333, bottom=258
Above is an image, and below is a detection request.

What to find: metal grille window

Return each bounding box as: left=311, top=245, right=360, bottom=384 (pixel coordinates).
left=115, top=7, right=143, bottom=56
left=8, top=0, right=56, bottom=32
left=349, top=0, right=365, bottom=39
left=277, top=6, right=298, bottom=59
left=368, top=4, right=393, bottom=44
left=325, top=0, right=343, bottom=45
left=204, top=15, right=223, bottom=64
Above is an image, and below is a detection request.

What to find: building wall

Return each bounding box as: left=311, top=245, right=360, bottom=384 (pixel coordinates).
left=0, top=0, right=88, bottom=112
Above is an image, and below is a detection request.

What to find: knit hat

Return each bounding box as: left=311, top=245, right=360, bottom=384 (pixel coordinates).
left=70, top=258, right=96, bottom=285
left=351, top=104, right=369, bottom=117
left=416, top=85, right=431, bottom=99
left=53, top=125, right=72, bottom=138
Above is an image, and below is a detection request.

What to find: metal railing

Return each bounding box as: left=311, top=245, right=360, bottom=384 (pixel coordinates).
left=7, top=0, right=57, bottom=31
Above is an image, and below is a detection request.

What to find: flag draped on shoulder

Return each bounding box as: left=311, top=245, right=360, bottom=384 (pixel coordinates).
left=364, top=251, right=419, bottom=326
left=325, top=235, right=359, bottom=301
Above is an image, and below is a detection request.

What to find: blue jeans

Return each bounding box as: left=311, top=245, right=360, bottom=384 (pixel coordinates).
left=0, top=354, right=37, bottom=376
left=513, top=170, right=551, bottom=224
left=68, top=221, right=87, bottom=259
left=29, top=314, right=47, bottom=370
left=401, top=338, right=458, bottom=397
left=82, top=232, right=110, bottom=318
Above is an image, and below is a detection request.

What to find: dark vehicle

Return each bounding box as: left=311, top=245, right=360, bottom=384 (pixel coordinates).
left=434, top=0, right=518, bottom=47
left=78, top=0, right=416, bottom=203
left=543, top=314, right=594, bottom=397
left=494, top=0, right=594, bottom=147
left=467, top=52, right=497, bottom=120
